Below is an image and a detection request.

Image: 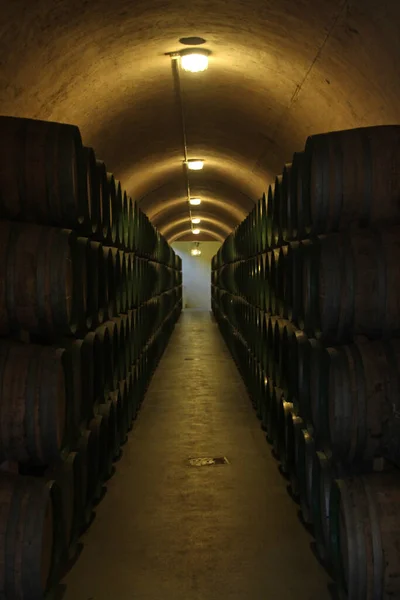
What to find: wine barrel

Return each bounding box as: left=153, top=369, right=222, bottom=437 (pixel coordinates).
left=303, top=227, right=400, bottom=343
left=119, top=379, right=130, bottom=443
left=97, top=401, right=117, bottom=478
left=106, top=173, right=118, bottom=245
left=91, top=415, right=108, bottom=500
left=127, top=197, right=135, bottom=252
left=86, top=240, right=105, bottom=327
left=0, top=222, right=86, bottom=336
left=290, top=151, right=308, bottom=240
left=76, top=236, right=93, bottom=331
left=276, top=398, right=293, bottom=474
left=126, top=310, right=135, bottom=368
left=0, top=115, right=87, bottom=228
left=0, top=341, right=68, bottom=464
left=266, top=185, right=274, bottom=250
left=311, top=450, right=338, bottom=565
left=280, top=163, right=291, bottom=243
left=273, top=318, right=287, bottom=388
left=95, top=323, right=117, bottom=393
left=284, top=410, right=303, bottom=499
left=0, top=472, right=65, bottom=599
left=259, top=372, right=269, bottom=432
left=95, top=159, right=110, bottom=242
left=121, top=190, right=129, bottom=251
left=297, top=336, right=320, bottom=424
left=109, top=389, right=124, bottom=457
left=326, top=338, right=400, bottom=466
left=120, top=314, right=131, bottom=376
left=102, top=246, right=116, bottom=319
left=282, top=241, right=302, bottom=325
left=276, top=245, right=289, bottom=318
left=113, top=179, right=124, bottom=248
left=303, top=125, right=400, bottom=235
left=269, top=249, right=279, bottom=315
left=294, top=425, right=314, bottom=524
left=267, top=386, right=282, bottom=446
left=83, top=146, right=100, bottom=235
left=259, top=192, right=268, bottom=253
left=131, top=200, right=139, bottom=254
left=309, top=344, right=332, bottom=442
left=330, top=471, right=400, bottom=599
left=59, top=338, right=83, bottom=437
left=266, top=316, right=277, bottom=380
left=46, top=451, right=84, bottom=558
left=119, top=251, right=128, bottom=314
left=110, top=248, right=122, bottom=315
left=126, top=253, right=134, bottom=312
left=76, top=426, right=99, bottom=526
left=111, top=316, right=127, bottom=381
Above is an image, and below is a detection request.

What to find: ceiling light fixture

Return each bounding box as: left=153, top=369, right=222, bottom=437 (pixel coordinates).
left=191, top=217, right=201, bottom=224
left=187, top=159, right=204, bottom=171
left=180, top=49, right=209, bottom=73
left=191, top=248, right=202, bottom=256
left=192, top=228, right=201, bottom=234
left=189, top=198, right=202, bottom=206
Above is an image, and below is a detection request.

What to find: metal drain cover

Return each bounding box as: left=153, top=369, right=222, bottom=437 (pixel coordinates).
left=188, top=457, right=229, bottom=467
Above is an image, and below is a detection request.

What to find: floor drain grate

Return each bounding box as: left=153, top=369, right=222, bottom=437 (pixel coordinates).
left=188, top=457, right=230, bottom=467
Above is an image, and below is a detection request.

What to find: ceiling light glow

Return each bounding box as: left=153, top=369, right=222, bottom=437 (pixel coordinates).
left=189, top=198, right=202, bottom=205
left=192, top=228, right=200, bottom=234
left=191, top=218, right=201, bottom=224
left=181, top=52, right=209, bottom=73
left=187, top=159, right=204, bottom=171
left=191, top=248, right=202, bottom=256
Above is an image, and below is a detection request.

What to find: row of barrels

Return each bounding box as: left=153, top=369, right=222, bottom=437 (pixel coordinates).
left=0, top=116, right=178, bottom=267
left=213, top=125, right=400, bottom=266
left=0, top=115, right=183, bottom=598
left=0, top=299, right=181, bottom=600
left=212, top=297, right=400, bottom=469
left=0, top=289, right=182, bottom=467
left=213, top=225, right=400, bottom=344
left=0, top=220, right=182, bottom=338
left=213, top=301, right=400, bottom=600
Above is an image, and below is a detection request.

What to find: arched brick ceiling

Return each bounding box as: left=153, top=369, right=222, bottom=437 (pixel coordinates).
left=0, top=0, right=399, bottom=242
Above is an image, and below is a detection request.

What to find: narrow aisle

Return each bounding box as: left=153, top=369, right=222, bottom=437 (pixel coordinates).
left=62, top=310, right=331, bottom=600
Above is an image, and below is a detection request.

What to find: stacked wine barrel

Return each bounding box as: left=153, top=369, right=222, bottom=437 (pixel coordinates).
left=0, top=116, right=182, bottom=599
left=212, top=125, right=400, bottom=599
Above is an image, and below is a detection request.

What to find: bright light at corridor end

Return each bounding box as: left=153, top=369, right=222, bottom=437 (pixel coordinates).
left=181, top=52, right=209, bottom=73
left=187, top=159, right=204, bottom=171
left=191, top=218, right=201, bottom=224
left=192, top=228, right=200, bottom=234
left=189, top=198, right=202, bottom=206
left=191, top=248, right=201, bottom=256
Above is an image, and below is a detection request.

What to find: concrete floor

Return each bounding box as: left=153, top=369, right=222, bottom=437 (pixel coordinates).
left=62, top=310, right=331, bottom=600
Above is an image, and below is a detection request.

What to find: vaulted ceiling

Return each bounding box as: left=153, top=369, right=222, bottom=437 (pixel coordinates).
left=0, top=0, right=399, bottom=242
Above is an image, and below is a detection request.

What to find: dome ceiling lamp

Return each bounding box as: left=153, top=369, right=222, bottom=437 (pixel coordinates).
left=167, top=44, right=211, bottom=233
left=186, top=159, right=204, bottom=171
left=191, top=241, right=202, bottom=256
left=180, top=48, right=210, bottom=73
